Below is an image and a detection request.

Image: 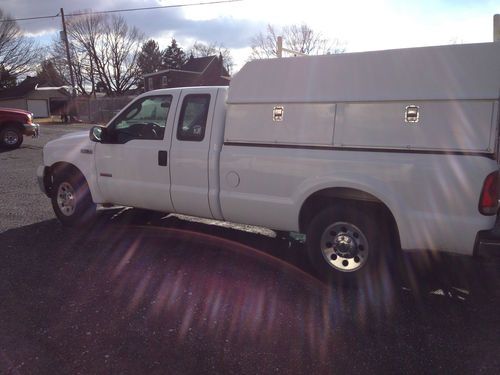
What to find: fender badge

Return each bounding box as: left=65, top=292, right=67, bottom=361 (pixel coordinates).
left=80, top=149, right=93, bottom=154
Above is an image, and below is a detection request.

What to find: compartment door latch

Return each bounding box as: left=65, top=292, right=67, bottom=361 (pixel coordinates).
left=273, top=106, right=284, bottom=122
left=405, top=105, right=420, bottom=124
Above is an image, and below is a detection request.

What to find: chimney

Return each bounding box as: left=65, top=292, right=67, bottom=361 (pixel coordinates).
left=495, top=14, right=500, bottom=42
left=219, top=52, right=224, bottom=76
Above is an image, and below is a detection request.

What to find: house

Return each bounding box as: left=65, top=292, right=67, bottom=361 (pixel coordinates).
left=0, top=76, right=71, bottom=118
left=143, top=54, right=230, bottom=92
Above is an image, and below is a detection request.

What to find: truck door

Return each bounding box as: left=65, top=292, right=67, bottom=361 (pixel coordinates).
left=169, top=88, right=218, bottom=218
left=94, top=93, right=179, bottom=212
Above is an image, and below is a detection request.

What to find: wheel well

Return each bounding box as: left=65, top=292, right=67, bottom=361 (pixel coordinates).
left=46, top=162, right=85, bottom=197
left=0, top=121, right=23, bottom=131
left=299, top=188, right=401, bottom=247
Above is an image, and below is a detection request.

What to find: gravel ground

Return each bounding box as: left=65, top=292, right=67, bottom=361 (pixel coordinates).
left=0, top=124, right=499, bottom=374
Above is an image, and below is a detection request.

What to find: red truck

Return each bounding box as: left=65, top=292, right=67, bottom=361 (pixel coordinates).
left=0, top=107, right=39, bottom=149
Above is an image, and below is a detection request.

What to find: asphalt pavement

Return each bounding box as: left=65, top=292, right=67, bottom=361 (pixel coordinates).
left=0, top=124, right=499, bottom=374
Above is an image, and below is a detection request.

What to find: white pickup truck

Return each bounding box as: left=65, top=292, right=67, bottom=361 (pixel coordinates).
left=38, top=42, right=500, bottom=284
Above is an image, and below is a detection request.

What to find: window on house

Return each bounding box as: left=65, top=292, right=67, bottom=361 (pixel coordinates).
left=176, top=94, right=211, bottom=142
left=162, top=76, right=168, bottom=87
left=148, top=77, right=153, bottom=90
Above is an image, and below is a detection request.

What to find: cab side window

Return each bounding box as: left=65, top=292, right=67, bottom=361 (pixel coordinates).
left=177, top=94, right=210, bottom=142
left=109, top=95, right=172, bottom=144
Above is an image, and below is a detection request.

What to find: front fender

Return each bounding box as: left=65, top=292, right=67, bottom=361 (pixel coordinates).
left=43, top=134, right=104, bottom=203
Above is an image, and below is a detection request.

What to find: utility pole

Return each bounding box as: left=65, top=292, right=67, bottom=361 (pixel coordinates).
left=495, top=14, right=500, bottom=42
left=60, top=8, right=76, bottom=98
left=276, top=36, right=307, bottom=58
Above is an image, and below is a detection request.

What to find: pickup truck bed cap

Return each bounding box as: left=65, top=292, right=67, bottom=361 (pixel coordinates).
left=228, top=42, right=500, bottom=103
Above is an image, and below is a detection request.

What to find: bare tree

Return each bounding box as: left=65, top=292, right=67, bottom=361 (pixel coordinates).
left=0, top=9, right=41, bottom=86
left=189, top=41, right=234, bottom=74
left=249, top=24, right=345, bottom=60
left=50, top=35, right=94, bottom=95
left=101, top=16, right=143, bottom=95
left=51, top=12, right=144, bottom=96
left=249, top=24, right=280, bottom=59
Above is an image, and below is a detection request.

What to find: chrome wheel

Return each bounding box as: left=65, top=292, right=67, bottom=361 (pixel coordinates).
left=320, top=221, right=369, bottom=272
left=3, top=130, right=19, bottom=146
left=56, top=182, right=76, bottom=216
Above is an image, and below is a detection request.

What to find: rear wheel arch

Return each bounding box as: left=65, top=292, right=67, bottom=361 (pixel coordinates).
left=299, top=188, right=403, bottom=286
left=298, top=187, right=401, bottom=248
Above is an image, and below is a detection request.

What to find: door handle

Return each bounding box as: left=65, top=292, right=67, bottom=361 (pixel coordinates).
left=158, top=150, right=168, bottom=166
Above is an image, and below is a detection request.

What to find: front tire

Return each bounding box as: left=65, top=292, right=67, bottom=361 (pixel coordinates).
left=51, top=172, right=96, bottom=226
left=0, top=125, right=23, bottom=149
left=306, top=204, right=395, bottom=287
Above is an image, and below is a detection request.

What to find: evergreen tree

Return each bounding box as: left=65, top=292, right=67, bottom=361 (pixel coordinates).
left=0, top=65, right=16, bottom=89
left=36, top=60, right=66, bottom=86
left=138, top=39, right=163, bottom=75
left=162, top=39, right=186, bottom=70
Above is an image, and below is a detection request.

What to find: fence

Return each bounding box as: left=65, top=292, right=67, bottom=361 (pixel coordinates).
left=72, top=96, right=136, bottom=124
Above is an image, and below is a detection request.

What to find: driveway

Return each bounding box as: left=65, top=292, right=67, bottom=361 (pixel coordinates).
left=0, top=124, right=499, bottom=374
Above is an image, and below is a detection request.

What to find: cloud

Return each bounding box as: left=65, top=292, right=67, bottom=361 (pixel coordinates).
left=0, top=0, right=262, bottom=49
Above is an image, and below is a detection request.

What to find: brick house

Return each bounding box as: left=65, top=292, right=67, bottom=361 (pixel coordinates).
left=143, top=55, right=230, bottom=91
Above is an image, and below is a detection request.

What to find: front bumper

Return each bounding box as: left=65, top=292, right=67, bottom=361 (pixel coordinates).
left=37, top=165, right=51, bottom=197
left=23, top=123, right=39, bottom=138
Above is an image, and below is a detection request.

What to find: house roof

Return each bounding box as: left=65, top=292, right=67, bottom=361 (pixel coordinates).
left=143, top=55, right=229, bottom=78
left=0, top=76, right=38, bottom=99
left=164, top=71, right=200, bottom=87
left=182, top=56, right=217, bottom=73
left=0, top=76, right=70, bottom=100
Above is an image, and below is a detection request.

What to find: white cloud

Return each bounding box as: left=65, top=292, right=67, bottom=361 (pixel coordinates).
left=0, top=0, right=498, bottom=71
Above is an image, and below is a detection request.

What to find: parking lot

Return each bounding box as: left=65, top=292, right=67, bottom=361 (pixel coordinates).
left=1, top=124, right=499, bottom=374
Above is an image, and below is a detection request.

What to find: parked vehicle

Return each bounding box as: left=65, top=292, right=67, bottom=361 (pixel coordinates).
left=0, top=108, right=39, bottom=149
left=37, top=42, right=500, bottom=285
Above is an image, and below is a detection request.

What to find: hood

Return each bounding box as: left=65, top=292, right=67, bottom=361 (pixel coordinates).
left=45, top=130, right=92, bottom=151
left=58, top=130, right=89, bottom=140
left=43, top=129, right=96, bottom=172
left=0, top=107, right=32, bottom=116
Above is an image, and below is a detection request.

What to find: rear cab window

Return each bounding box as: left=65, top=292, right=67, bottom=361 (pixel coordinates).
left=176, top=94, right=211, bottom=142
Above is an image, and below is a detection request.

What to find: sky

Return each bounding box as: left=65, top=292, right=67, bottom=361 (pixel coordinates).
left=0, top=0, right=499, bottom=72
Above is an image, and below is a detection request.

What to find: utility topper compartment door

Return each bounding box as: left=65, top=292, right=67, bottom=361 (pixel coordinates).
left=225, top=103, right=336, bottom=146
left=334, top=101, right=496, bottom=153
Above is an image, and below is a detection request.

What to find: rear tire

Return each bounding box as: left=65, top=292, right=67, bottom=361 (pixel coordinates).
left=0, top=125, right=23, bottom=149
left=51, top=172, right=96, bottom=227
left=306, top=204, right=396, bottom=287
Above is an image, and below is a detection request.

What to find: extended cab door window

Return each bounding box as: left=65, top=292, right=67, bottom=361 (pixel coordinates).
left=176, top=94, right=210, bottom=142
left=108, top=95, right=172, bottom=143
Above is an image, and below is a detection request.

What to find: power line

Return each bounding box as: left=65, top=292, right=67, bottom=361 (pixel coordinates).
left=67, top=0, right=243, bottom=17
left=0, top=14, right=58, bottom=22
left=0, top=0, right=243, bottom=23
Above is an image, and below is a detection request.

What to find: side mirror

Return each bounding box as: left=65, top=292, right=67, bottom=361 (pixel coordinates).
left=89, top=126, right=107, bottom=143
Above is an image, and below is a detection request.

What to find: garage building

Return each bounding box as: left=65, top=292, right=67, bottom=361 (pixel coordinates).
left=0, top=77, right=70, bottom=118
